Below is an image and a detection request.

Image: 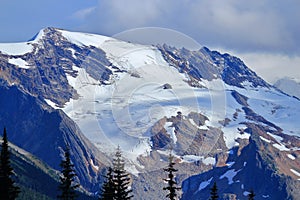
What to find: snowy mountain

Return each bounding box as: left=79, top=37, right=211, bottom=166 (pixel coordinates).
left=0, top=27, right=300, bottom=199
left=274, top=77, right=300, bottom=99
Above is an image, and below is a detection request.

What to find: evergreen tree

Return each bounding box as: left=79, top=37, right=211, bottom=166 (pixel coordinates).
left=0, top=127, right=20, bottom=200
left=57, top=146, right=80, bottom=200
left=99, top=167, right=115, bottom=200
left=163, top=153, right=180, bottom=200
left=209, top=182, right=218, bottom=200
left=248, top=190, right=255, bottom=200
left=112, top=146, right=133, bottom=200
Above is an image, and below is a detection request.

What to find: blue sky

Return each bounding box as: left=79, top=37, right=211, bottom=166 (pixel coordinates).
left=1, top=0, right=299, bottom=82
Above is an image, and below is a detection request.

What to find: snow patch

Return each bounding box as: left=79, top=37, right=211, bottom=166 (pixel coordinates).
left=222, top=125, right=250, bottom=148
left=243, top=191, right=250, bottom=196
left=181, top=155, right=202, bottom=163
left=290, top=169, right=300, bottom=177
left=8, top=58, right=30, bottom=69
left=188, top=118, right=209, bottom=130
left=181, top=155, right=215, bottom=166
left=66, top=66, right=81, bottom=88
left=226, top=162, right=235, bottom=168
left=202, top=157, right=216, bottom=165
left=68, top=48, right=76, bottom=58
left=228, top=150, right=234, bottom=155
left=197, top=177, right=213, bottom=192
left=90, top=159, right=99, bottom=171
left=188, top=118, right=197, bottom=127
left=267, top=132, right=283, bottom=142
left=272, top=143, right=290, bottom=151
left=260, top=136, right=271, bottom=143
left=164, top=122, right=177, bottom=144
left=220, top=169, right=241, bottom=184
left=45, top=99, right=60, bottom=109
left=287, top=154, right=296, bottom=160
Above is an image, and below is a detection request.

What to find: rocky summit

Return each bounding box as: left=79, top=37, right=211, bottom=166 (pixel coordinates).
left=0, top=27, right=300, bottom=199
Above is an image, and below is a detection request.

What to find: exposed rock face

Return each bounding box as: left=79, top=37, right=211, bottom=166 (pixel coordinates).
left=231, top=90, right=249, bottom=107
left=0, top=27, right=114, bottom=106
left=181, top=122, right=300, bottom=200
left=150, top=112, right=226, bottom=156
left=136, top=111, right=228, bottom=199
left=0, top=84, right=109, bottom=191
left=158, top=44, right=270, bottom=88
left=150, top=117, right=171, bottom=149
left=162, top=83, right=172, bottom=89
left=3, top=140, right=95, bottom=199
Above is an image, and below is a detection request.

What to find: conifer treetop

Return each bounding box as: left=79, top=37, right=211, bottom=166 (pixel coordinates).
left=0, top=127, right=20, bottom=200
left=57, top=145, right=80, bottom=200
left=163, top=153, right=181, bottom=200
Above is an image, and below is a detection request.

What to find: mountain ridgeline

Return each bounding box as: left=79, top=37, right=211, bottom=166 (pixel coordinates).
left=0, top=27, right=300, bottom=199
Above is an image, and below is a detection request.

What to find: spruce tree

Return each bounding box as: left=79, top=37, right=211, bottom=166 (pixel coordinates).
left=209, top=182, right=218, bottom=200
left=0, top=127, right=20, bottom=200
left=99, top=167, right=115, bottom=200
left=57, top=146, right=80, bottom=200
left=112, top=146, right=133, bottom=200
left=163, top=153, right=180, bottom=200
left=248, top=190, right=255, bottom=200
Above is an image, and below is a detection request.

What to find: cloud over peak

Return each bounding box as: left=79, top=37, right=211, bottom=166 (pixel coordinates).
left=74, top=0, right=300, bottom=55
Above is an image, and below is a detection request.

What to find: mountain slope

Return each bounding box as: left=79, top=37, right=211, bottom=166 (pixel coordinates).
left=0, top=83, right=109, bottom=191
left=182, top=123, right=300, bottom=199
left=0, top=138, right=96, bottom=200
left=0, top=27, right=300, bottom=199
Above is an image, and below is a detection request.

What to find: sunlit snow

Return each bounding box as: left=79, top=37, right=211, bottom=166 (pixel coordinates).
left=287, top=154, right=296, bottom=160
left=272, top=143, right=290, bottom=151
left=8, top=58, right=30, bottom=69
left=0, top=28, right=45, bottom=55
left=45, top=99, right=60, bottom=109
left=260, top=136, right=271, bottom=143
left=54, top=29, right=300, bottom=174
left=290, top=169, right=300, bottom=177
left=0, top=43, right=33, bottom=55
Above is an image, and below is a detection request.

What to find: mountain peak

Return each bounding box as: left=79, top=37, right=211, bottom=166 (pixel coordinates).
left=1, top=28, right=300, bottom=199
left=28, top=27, right=57, bottom=41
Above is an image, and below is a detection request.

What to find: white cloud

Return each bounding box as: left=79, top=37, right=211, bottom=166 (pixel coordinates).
left=102, top=0, right=161, bottom=26
left=182, top=0, right=297, bottom=53
left=76, top=0, right=300, bottom=54
left=232, top=52, right=300, bottom=83
left=72, top=0, right=300, bottom=81
left=72, top=7, right=96, bottom=20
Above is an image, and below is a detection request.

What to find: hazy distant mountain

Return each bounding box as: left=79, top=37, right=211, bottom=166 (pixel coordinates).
left=274, top=77, right=300, bottom=99
left=0, top=27, right=299, bottom=199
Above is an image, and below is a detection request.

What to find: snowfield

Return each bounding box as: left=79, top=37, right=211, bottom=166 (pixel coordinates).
left=228, top=83, right=300, bottom=137
left=37, top=29, right=300, bottom=173
left=60, top=30, right=223, bottom=171
left=0, top=29, right=45, bottom=55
